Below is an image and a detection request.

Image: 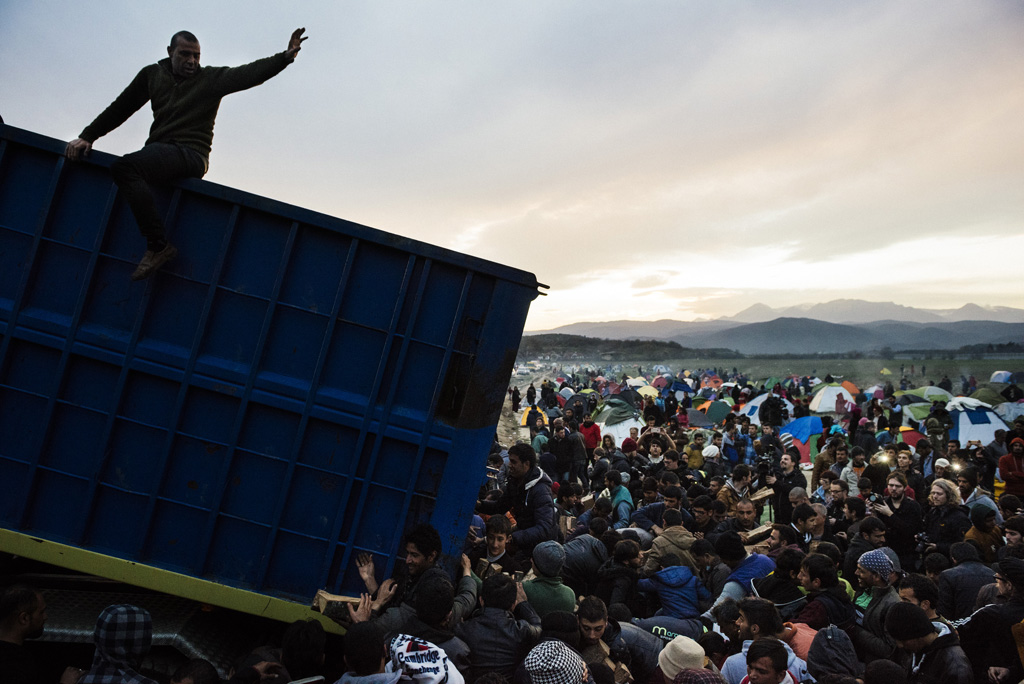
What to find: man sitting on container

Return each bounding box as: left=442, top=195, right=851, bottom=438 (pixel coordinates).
left=476, top=442, right=557, bottom=562
left=65, top=28, right=308, bottom=281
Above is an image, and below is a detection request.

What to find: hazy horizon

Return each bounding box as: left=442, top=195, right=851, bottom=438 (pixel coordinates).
left=5, top=1, right=1022, bottom=331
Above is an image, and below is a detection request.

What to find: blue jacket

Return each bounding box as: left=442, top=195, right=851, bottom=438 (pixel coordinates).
left=638, top=565, right=711, bottom=619
left=726, top=553, right=776, bottom=595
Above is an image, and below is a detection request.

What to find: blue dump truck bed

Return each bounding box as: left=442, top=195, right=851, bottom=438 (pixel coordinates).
left=0, top=124, right=541, bottom=626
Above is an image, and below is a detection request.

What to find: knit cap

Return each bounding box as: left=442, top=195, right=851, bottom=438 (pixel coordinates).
left=858, top=548, right=893, bottom=580
left=524, top=640, right=587, bottom=684
left=702, top=445, right=720, bottom=460
left=999, top=557, right=1024, bottom=590
left=532, top=540, right=566, bottom=578
left=885, top=601, right=935, bottom=641
left=671, top=670, right=726, bottom=684
left=622, top=438, right=638, bottom=453
left=658, top=636, right=707, bottom=679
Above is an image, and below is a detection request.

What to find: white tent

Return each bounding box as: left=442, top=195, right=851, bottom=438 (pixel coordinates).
left=947, top=401, right=1010, bottom=446
left=809, top=385, right=856, bottom=413
left=996, top=402, right=1024, bottom=424
left=600, top=418, right=646, bottom=446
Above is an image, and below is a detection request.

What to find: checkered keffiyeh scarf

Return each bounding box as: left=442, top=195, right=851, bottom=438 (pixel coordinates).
left=79, top=605, right=157, bottom=684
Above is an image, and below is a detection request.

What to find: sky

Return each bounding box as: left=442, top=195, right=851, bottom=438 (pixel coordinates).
left=3, top=1, right=1023, bottom=331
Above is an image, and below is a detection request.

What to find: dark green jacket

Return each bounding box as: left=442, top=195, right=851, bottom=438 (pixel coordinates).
left=81, top=52, right=292, bottom=159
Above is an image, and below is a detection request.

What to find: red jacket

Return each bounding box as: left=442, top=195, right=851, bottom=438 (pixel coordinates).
left=1000, top=451, right=1024, bottom=497
left=579, top=421, right=602, bottom=450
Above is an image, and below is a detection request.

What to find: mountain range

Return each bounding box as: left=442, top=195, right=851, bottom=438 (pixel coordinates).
left=526, top=300, right=1024, bottom=355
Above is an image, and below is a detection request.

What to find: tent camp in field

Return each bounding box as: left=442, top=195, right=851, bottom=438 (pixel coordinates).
left=809, top=384, right=857, bottom=413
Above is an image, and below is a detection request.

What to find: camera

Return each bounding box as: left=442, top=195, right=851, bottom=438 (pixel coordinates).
left=755, top=454, right=773, bottom=475
left=915, top=532, right=933, bottom=555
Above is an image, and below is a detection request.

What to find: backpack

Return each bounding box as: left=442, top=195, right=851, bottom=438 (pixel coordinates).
left=806, top=625, right=862, bottom=680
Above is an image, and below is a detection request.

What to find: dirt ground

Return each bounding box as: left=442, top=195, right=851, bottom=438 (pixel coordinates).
left=496, top=395, right=525, bottom=448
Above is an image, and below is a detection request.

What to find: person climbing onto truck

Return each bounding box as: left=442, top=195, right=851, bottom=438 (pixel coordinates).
left=65, top=27, right=308, bottom=281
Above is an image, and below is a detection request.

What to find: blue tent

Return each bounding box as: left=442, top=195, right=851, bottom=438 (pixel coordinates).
left=780, top=416, right=824, bottom=444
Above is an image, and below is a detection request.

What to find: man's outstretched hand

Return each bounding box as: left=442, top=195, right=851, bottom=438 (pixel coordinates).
left=65, top=138, right=92, bottom=161
left=286, top=28, right=308, bottom=60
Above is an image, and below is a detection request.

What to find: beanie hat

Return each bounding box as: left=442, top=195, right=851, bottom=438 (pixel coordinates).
left=702, top=445, right=720, bottom=460
left=714, top=532, right=746, bottom=563
left=622, top=438, right=637, bottom=453
left=858, top=548, right=893, bottom=581
left=524, top=640, right=587, bottom=684
left=999, top=557, right=1024, bottom=589
left=532, top=541, right=566, bottom=578
left=885, top=601, right=935, bottom=641
left=657, top=636, right=706, bottom=679
left=671, top=670, right=723, bottom=684
left=540, top=611, right=580, bottom=650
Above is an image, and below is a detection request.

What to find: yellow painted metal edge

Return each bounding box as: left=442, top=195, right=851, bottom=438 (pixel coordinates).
left=0, top=528, right=345, bottom=635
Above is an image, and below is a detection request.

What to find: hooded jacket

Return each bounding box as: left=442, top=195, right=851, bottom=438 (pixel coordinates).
left=596, top=559, right=639, bottom=611
left=751, top=572, right=807, bottom=620
left=893, top=623, right=974, bottom=684
left=643, top=525, right=697, bottom=575
left=477, top=466, right=556, bottom=552
left=637, top=564, right=711, bottom=619
left=721, top=638, right=809, bottom=684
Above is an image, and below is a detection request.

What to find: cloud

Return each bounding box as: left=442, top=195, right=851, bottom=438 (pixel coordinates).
left=3, top=1, right=1022, bottom=335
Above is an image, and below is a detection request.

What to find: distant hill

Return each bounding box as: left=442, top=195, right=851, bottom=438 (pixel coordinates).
left=526, top=299, right=1024, bottom=355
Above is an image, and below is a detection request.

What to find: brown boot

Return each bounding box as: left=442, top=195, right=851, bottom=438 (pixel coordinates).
left=131, top=243, right=178, bottom=281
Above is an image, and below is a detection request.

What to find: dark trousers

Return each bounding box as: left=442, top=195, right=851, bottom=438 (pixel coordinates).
left=110, top=143, right=206, bottom=248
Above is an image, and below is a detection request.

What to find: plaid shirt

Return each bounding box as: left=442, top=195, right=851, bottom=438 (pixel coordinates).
left=80, top=605, right=157, bottom=684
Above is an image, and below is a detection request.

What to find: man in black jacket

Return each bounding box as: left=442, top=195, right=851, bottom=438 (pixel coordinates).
left=936, top=542, right=994, bottom=620
left=65, top=29, right=308, bottom=280
left=871, top=471, right=923, bottom=571
left=885, top=601, right=973, bottom=684
left=766, top=451, right=805, bottom=525
left=477, top=443, right=557, bottom=562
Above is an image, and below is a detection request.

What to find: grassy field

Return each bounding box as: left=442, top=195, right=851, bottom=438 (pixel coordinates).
left=522, top=356, right=1024, bottom=393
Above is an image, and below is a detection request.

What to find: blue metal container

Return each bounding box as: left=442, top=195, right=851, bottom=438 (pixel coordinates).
left=0, top=124, right=540, bottom=613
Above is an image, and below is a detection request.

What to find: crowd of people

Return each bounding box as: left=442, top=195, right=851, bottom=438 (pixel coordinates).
left=5, top=368, right=1024, bottom=684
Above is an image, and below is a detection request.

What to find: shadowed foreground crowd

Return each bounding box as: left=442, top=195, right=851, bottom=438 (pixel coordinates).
left=5, top=415, right=1024, bottom=684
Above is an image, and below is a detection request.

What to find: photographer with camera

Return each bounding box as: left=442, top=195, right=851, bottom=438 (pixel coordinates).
left=871, top=471, right=922, bottom=571
left=921, top=479, right=972, bottom=558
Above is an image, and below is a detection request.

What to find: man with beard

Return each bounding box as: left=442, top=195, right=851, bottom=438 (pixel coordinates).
left=0, top=585, right=80, bottom=684
left=766, top=452, right=804, bottom=525
left=717, top=465, right=753, bottom=517
left=870, top=471, right=922, bottom=571
left=999, top=437, right=1024, bottom=499
left=579, top=412, right=602, bottom=462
